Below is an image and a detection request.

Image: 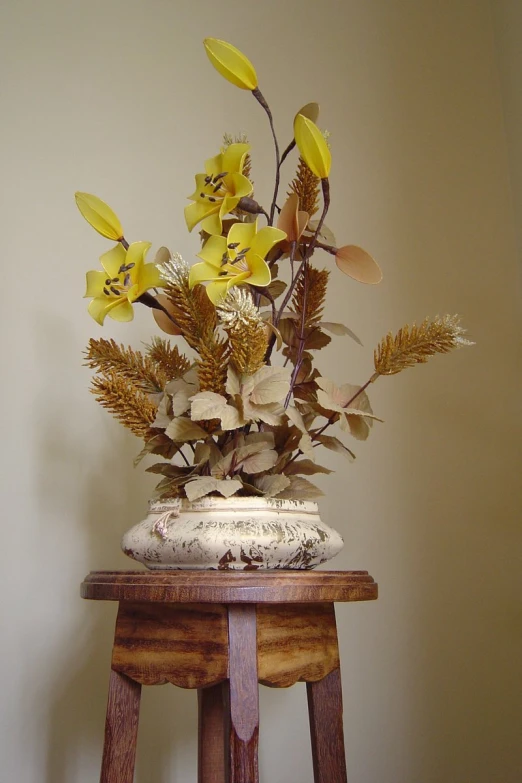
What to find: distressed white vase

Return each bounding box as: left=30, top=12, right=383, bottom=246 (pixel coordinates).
left=121, top=496, right=344, bottom=570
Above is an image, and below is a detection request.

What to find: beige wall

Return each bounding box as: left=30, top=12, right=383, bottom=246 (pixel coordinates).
left=1, top=1, right=521, bottom=781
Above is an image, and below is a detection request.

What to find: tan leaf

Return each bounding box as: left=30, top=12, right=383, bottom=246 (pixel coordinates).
left=297, top=102, right=320, bottom=123
left=243, top=400, right=284, bottom=426
left=165, top=417, right=207, bottom=442
left=190, top=391, right=228, bottom=421
left=171, top=389, right=191, bottom=417
left=304, top=329, right=331, bottom=351
left=194, top=442, right=211, bottom=465
left=245, top=431, right=275, bottom=448
left=277, top=476, right=325, bottom=500
left=221, top=404, right=248, bottom=430
left=154, top=246, right=172, bottom=265
left=153, top=394, right=171, bottom=429
left=335, top=245, right=382, bottom=284
left=284, top=459, right=333, bottom=476
left=226, top=365, right=241, bottom=396
left=319, top=321, right=363, bottom=345
left=249, top=366, right=291, bottom=405
left=314, top=434, right=356, bottom=461
left=184, top=477, right=242, bottom=502
left=254, top=474, right=291, bottom=497
left=306, top=220, right=336, bottom=247
left=258, top=279, right=287, bottom=305
left=242, top=448, right=278, bottom=475
left=152, top=294, right=183, bottom=335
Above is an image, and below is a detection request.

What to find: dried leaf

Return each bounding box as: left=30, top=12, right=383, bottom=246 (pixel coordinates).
left=190, top=391, right=228, bottom=421
left=152, top=294, right=183, bottom=335
left=284, top=459, right=333, bottom=476
left=184, top=477, right=243, bottom=502
left=319, top=321, right=363, bottom=346
left=242, top=448, right=278, bottom=475
left=165, top=417, right=208, bottom=442
left=248, top=366, right=291, bottom=405
left=314, top=434, right=356, bottom=461
left=335, top=246, right=382, bottom=284
left=306, top=220, right=336, bottom=247
left=171, top=389, right=191, bottom=417
left=277, top=476, right=325, bottom=500
left=254, top=474, right=291, bottom=497
left=258, top=279, right=287, bottom=306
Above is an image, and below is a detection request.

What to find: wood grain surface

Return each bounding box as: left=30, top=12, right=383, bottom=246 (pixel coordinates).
left=257, top=603, right=340, bottom=687
left=111, top=602, right=229, bottom=688
left=307, top=668, right=347, bottom=783
left=82, top=570, right=378, bottom=604
left=227, top=605, right=259, bottom=783
left=100, top=670, right=141, bottom=783
left=198, top=684, right=227, bottom=783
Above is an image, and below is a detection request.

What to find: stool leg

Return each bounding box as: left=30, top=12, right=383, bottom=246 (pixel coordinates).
left=198, top=683, right=227, bottom=783
left=227, top=605, right=259, bottom=783
left=100, top=669, right=141, bottom=783
left=307, top=668, right=348, bottom=783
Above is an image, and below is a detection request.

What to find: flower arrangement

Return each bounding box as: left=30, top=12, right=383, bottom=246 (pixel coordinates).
left=77, top=38, right=471, bottom=504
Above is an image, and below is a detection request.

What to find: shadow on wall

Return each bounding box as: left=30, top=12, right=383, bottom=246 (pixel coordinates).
left=36, top=315, right=197, bottom=782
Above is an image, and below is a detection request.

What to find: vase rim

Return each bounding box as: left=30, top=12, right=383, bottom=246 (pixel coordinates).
left=148, top=496, right=319, bottom=513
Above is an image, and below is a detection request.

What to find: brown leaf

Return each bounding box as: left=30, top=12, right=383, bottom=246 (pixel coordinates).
left=335, top=246, right=382, bottom=284
left=284, top=459, right=333, bottom=476
left=152, top=294, right=183, bottom=335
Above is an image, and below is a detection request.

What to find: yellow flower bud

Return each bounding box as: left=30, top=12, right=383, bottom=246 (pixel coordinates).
left=75, top=192, right=124, bottom=241
left=293, top=114, right=331, bottom=180
left=204, top=38, right=258, bottom=91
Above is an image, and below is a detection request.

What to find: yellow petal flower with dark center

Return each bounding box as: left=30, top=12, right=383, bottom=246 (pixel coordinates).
left=204, top=38, right=258, bottom=91
left=84, top=241, right=162, bottom=325
left=189, top=221, right=286, bottom=304
left=184, top=143, right=253, bottom=235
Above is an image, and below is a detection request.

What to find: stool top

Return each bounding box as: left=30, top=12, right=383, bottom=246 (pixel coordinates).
left=81, top=569, right=377, bottom=604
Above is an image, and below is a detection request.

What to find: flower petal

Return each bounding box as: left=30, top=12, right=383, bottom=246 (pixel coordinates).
left=228, top=171, right=253, bottom=198
left=201, top=209, right=224, bottom=236
left=222, top=143, right=251, bottom=175
left=137, top=262, right=162, bottom=294
left=107, top=299, right=134, bottom=322
left=251, top=226, right=287, bottom=261
left=227, top=220, right=257, bottom=251
left=204, top=39, right=258, bottom=91
left=187, top=173, right=213, bottom=203
left=85, top=270, right=108, bottom=298
left=126, top=241, right=152, bottom=276
left=205, top=279, right=229, bottom=304
left=198, top=235, right=228, bottom=267
left=335, top=245, right=382, bottom=284
left=204, top=153, right=223, bottom=176
left=88, top=296, right=118, bottom=325
left=99, top=243, right=126, bottom=278
left=294, top=114, right=331, bottom=179
left=189, top=261, right=224, bottom=288
left=277, top=193, right=299, bottom=241
left=185, top=201, right=214, bottom=232
left=245, top=254, right=271, bottom=287
left=75, top=192, right=124, bottom=241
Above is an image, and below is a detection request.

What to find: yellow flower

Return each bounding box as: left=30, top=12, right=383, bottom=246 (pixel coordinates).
left=204, top=38, right=258, bottom=91
left=293, top=114, right=331, bottom=180
left=189, top=220, right=286, bottom=304
left=75, top=192, right=124, bottom=241
left=185, top=143, right=253, bottom=235
left=85, top=241, right=162, bottom=325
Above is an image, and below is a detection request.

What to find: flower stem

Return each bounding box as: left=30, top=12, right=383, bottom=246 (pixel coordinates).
left=252, top=88, right=280, bottom=226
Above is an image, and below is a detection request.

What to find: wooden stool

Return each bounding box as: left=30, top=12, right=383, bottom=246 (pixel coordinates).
left=81, top=570, right=378, bottom=783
